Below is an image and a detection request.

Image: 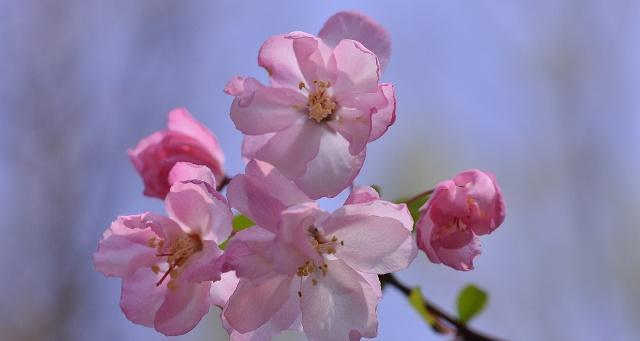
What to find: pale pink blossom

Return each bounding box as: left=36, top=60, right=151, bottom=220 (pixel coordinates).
left=416, top=169, right=506, bottom=271
left=129, top=108, right=225, bottom=199
left=225, top=26, right=396, bottom=199
left=222, top=164, right=415, bottom=340
left=93, top=163, right=232, bottom=335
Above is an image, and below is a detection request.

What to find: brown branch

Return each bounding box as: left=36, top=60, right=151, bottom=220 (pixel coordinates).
left=379, top=273, right=504, bottom=341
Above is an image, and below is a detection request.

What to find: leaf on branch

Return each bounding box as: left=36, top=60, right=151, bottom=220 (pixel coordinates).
left=219, top=215, right=256, bottom=250
left=456, top=284, right=488, bottom=324
left=232, top=214, right=255, bottom=231
left=409, top=287, right=449, bottom=334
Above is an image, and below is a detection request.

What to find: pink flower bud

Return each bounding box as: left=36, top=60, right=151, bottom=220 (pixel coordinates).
left=128, top=108, right=225, bottom=199
left=416, top=169, right=506, bottom=271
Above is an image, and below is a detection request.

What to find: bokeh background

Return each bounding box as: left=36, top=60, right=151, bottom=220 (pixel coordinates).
left=1, top=1, right=639, bottom=340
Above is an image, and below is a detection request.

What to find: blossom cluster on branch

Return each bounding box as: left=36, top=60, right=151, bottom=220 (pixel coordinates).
left=94, top=11, right=506, bottom=341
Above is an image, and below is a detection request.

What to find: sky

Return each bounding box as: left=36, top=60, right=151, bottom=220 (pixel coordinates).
left=1, top=1, right=639, bottom=340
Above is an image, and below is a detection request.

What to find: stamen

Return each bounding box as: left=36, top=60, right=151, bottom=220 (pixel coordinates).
left=154, top=234, right=203, bottom=287
left=306, top=80, right=336, bottom=123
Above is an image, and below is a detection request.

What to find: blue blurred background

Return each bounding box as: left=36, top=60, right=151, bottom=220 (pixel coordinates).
left=1, top=1, right=639, bottom=340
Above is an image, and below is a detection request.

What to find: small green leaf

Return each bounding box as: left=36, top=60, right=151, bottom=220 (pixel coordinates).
left=232, top=214, right=255, bottom=231
left=456, top=284, right=488, bottom=324
left=219, top=215, right=256, bottom=250
left=406, top=195, right=429, bottom=222
left=409, top=287, right=437, bottom=326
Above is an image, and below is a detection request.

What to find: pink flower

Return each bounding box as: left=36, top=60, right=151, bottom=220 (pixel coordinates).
left=93, top=163, right=232, bottom=335
left=225, top=18, right=396, bottom=199
left=129, top=108, right=225, bottom=199
left=221, top=163, right=416, bottom=340
left=416, top=169, right=506, bottom=271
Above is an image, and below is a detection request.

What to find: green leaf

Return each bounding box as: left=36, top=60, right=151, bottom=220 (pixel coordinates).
left=219, top=215, right=256, bottom=250
left=456, top=284, right=488, bottom=324
left=406, top=195, right=429, bottom=222
left=232, top=214, right=255, bottom=231
left=409, top=287, right=438, bottom=326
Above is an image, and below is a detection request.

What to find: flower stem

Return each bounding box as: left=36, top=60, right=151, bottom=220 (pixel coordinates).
left=379, top=273, right=503, bottom=341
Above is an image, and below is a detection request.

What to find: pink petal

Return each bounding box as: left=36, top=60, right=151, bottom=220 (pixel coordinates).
left=344, top=185, right=380, bottom=205
left=436, top=237, right=482, bottom=271
left=318, top=11, right=391, bottom=71
left=328, top=107, right=372, bottom=155
left=210, top=271, right=240, bottom=308
left=168, top=162, right=217, bottom=188
left=258, top=32, right=331, bottom=88
left=94, top=215, right=160, bottom=278
left=179, top=240, right=223, bottom=282
left=300, top=259, right=378, bottom=341
left=330, top=39, right=380, bottom=96
left=359, top=271, right=383, bottom=299
left=254, top=120, right=323, bottom=179
left=321, top=209, right=417, bottom=274
left=224, top=275, right=294, bottom=333
left=277, top=204, right=327, bottom=265
left=229, top=77, right=307, bottom=135
left=224, top=76, right=259, bottom=97
left=220, top=274, right=301, bottom=341
left=369, top=83, right=396, bottom=142
left=227, top=160, right=312, bottom=231
left=343, top=199, right=414, bottom=232
left=119, top=267, right=167, bottom=328
left=415, top=209, right=482, bottom=271
left=165, top=181, right=233, bottom=243
left=222, top=227, right=280, bottom=283
left=294, top=129, right=366, bottom=199
left=167, top=108, right=225, bottom=175
left=241, top=133, right=274, bottom=162
left=290, top=33, right=334, bottom=85
left=154, top=281, right=211, bottom=336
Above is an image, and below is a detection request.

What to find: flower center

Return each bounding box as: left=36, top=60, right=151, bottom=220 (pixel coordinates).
left=295, top=226, right=344, bottom=297
left=149, top=234, right=203, bottom=289
left=299, top=80, right=337, bottom=123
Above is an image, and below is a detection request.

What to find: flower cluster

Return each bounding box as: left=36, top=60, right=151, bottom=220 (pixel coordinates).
left=94, top=11, right=506, bottom=340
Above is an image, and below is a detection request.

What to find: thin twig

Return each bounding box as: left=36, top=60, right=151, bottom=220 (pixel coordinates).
left=379, top=273, right=503, bottom=341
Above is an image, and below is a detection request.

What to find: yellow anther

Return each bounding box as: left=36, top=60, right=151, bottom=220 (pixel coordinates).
left=306, top=80, right=336, bottom=123
left=150, top=264, right=160, bottom=274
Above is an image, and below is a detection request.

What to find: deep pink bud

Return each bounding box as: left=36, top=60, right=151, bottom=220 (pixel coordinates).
left=128, top=108, right=225, bottom=199
left=416, top=169, right=506, bottom=271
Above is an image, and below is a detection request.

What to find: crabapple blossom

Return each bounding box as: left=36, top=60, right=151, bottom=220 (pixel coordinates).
left=225, top=26, right=396, bottom=199
left=129, top=108, right=225, bottom=199
left=416, top=169, right=506, bottom=271
left=222, top=162, right=416, bottom=340
left=93, top=162, right=232, bottom=335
